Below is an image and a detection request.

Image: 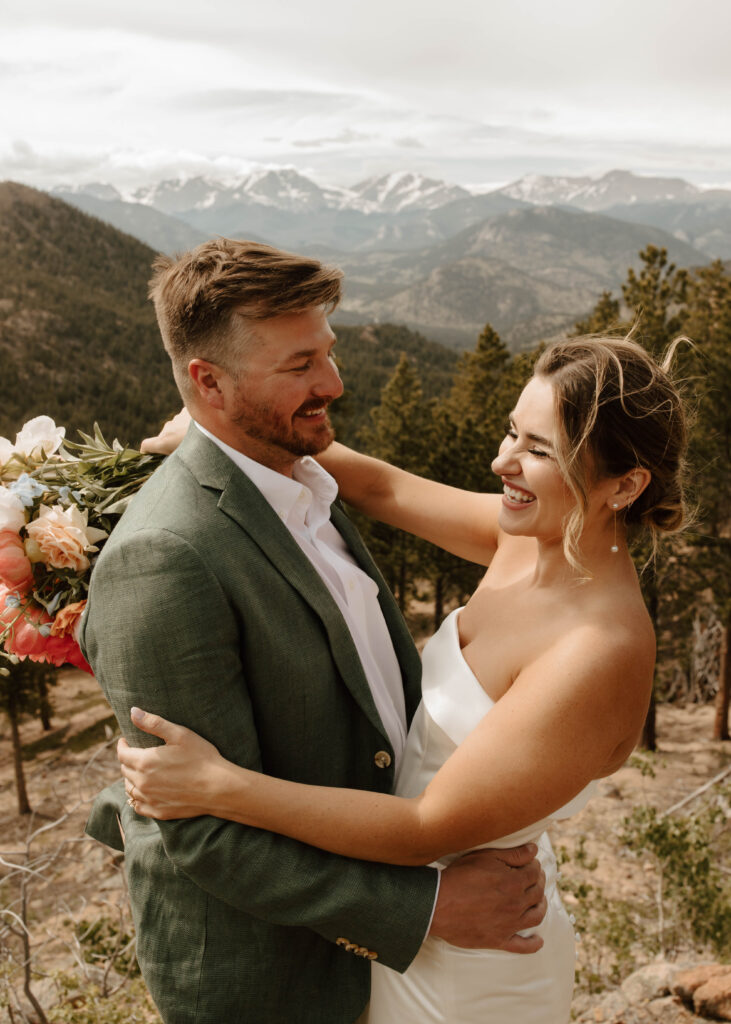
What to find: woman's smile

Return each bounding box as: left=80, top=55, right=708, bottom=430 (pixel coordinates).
left=501, top=481, right=536, bottom=509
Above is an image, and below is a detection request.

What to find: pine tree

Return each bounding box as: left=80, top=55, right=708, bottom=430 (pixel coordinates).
left=680, top=260, right=731, bottom=738
left=572, top=290, right=623, bottom=335
left=621, top=245, right=688, bottom=356
left=422, top=326, right=541, bottom=627
left=358, top=354, right=432, bottom=612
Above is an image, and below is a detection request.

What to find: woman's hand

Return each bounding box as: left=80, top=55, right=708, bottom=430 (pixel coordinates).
left=140, top=408, right=191, bottom=455
left=119, top=707, right=230, bottom=820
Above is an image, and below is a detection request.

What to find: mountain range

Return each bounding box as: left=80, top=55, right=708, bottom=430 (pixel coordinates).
left=0, top=182, right=457, bottom=445
left=47, top=167, right=727, bottom=348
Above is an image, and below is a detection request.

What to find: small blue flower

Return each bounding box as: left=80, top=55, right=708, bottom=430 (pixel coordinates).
left=45, top=592, right=63, bottom=615
left=9, top=473, right=47, bottom=508
left=39, top=624, right=52, bottom=637
left=4, top=594, right=21, bottom=608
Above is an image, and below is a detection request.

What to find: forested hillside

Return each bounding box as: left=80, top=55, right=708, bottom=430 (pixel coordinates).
left=0, top=182, right=180, bottom=443
left=329, top=323, right=458, bottom=446
left=0, top=183, right=459, bottom=448
left=352, top=246, right=731, bottom=744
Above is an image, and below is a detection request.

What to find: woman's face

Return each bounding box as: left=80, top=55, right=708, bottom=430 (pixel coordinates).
left=491, top=375, right=574, bottom=542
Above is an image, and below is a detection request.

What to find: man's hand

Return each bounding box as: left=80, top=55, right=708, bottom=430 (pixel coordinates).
left=429, top=845, right=547, bottom=953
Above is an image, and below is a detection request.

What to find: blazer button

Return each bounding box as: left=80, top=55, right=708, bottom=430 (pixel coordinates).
left=365, top=951, right=379, bottom=960
left=374, top=750, right=392, bottom=769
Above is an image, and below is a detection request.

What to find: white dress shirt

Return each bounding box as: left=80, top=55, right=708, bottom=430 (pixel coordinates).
left=194, top=422, right=408, bottom=766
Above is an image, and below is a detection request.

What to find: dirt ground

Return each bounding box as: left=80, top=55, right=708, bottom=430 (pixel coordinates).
left=1, top=670, right=729, bottom=1022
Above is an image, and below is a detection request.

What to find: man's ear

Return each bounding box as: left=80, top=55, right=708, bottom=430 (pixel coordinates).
left=188, top=359, right=226, bottom=410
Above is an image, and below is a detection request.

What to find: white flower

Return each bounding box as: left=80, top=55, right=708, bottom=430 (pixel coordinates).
left=25, top=504, right=107, bottom=572
left=0, top=486, right=26, bottom=533
left=14, top=417, right=65, bottom=461
left=0, top=437, right=14, bottom=468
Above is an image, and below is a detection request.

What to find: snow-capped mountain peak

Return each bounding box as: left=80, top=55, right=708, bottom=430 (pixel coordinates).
left=350, top=171, right=470, bottom=213
left=498, top=170, right=702, bottom=211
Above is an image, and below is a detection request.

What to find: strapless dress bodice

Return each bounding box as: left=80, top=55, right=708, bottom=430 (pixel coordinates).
left=395, top=607, right=597, bottom=858
left=367, top=608, right=596, bottom=1023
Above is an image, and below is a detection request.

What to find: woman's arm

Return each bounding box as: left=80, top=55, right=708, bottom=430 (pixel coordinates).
left=120, top=624, right=652, bottom=866
left=319, top=443, right=503, bottom=566
left=141, top=414, right=501, bottom=564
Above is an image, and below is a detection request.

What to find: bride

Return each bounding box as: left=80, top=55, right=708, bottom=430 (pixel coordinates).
left=119, top=335, right=687, bottom=1023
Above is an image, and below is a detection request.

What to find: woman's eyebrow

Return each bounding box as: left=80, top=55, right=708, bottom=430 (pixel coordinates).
left=508, top=415, right=554, bottom=448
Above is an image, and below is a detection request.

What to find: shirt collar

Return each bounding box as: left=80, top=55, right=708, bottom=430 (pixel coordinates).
left=194, top=421, right=338, bottom=530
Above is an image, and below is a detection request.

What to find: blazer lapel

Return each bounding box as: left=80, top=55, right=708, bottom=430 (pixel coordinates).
left=177, top=428, right=389, bottom=740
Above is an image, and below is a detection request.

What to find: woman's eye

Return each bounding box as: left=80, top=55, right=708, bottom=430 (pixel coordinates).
left=506, top=429, right=518, bottom=440
left=529, top=448, right=549, bottom=458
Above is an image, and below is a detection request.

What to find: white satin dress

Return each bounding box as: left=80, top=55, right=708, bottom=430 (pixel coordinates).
left=367, top=609, right=596, bottom=1024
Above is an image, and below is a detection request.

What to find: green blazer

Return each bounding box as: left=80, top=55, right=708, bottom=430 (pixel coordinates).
left=82, top=425, right=437, bottom=1024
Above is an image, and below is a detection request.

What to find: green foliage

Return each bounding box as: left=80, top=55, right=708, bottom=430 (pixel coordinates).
left=48, top=973, right=158, bottom=1024
left=626, top=752, right=657, bottom=779
left=352, top=324, right=542, bottom=625
left=558, top=841, right=638, bottom=992
left=577, top=248, right=731, bottom=716
left=572, top=290, right=623, bottom=336
left=0, top=183, right=181, bottom=446
left=621, top=244, right=688, bottom=355
left=329, top=322, right=458, bottom=447
left=74, top=916, right=140, bottom=977
left=561, top=781, right=731, bottom=997
left=355, top=355, right=434, bottom=610
left=620, top=791, right=731, bottom=958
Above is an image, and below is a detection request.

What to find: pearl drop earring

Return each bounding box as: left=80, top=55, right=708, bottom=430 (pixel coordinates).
left=611, top=503, right=619, bottom=553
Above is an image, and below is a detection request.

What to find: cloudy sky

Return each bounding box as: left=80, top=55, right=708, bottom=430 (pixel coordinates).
left=3, top=0, right=730, bottom=193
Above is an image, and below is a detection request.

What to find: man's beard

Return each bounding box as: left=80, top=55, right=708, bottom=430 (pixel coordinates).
left=232, top=397, right=335, bottom=458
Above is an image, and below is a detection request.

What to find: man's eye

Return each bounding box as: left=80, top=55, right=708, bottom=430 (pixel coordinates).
left=292, top=362, right=312, bottom=372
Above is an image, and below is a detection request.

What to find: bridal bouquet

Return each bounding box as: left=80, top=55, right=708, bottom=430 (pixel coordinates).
left=0, top=417, right=162, bottom=674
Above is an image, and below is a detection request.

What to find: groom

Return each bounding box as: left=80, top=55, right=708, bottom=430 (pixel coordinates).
left=82, top=239, right=546, bottom=1024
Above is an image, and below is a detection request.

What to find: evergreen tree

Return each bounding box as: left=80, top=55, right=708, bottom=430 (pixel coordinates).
left=572, top=290, right=623, bottom=335
left=680, top=260, right=731, bottom=738
left=422, top=327, right=541, bottom=626
left=358, top=354, right=432, bottom=612
left=621, top=245, right=688, bottom=356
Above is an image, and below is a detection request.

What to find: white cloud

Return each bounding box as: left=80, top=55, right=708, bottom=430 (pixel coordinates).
left=1, top=0, right=729, bottom=189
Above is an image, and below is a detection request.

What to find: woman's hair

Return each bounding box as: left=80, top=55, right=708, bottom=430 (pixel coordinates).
left=533, top=333, right=689, bottom=570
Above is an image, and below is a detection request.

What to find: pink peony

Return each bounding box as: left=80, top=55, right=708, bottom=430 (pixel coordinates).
left=0, top=590, right=50, bottom=658
left=25, top=504, right=107, bottom=573
left=0, top=585, right=92, bottom=673
left=0, top=530, right=34, bottom=592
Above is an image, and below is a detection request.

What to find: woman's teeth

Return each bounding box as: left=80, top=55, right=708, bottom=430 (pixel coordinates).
left=503, top=484, right=534, bottom=503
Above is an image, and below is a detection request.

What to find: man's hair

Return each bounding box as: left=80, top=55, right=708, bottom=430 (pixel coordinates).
left=148, top=238, right=343, bottom=397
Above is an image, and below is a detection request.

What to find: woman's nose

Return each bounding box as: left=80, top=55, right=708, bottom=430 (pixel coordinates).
left=491, top=438, right=518, bottom=476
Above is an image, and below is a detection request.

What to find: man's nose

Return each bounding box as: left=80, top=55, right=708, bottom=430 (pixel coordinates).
left=313, top=358, right=344, bottom=399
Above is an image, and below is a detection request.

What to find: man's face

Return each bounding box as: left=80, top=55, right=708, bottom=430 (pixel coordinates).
left=225, top=307, right=343, bottom=473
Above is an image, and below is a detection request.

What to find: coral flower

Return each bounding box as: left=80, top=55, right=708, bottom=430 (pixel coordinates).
left=0, top=586, right=92, bottom=672
left=50, top=599, right=87, bottom=639
left=0, top=530, right=34, bottom=592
